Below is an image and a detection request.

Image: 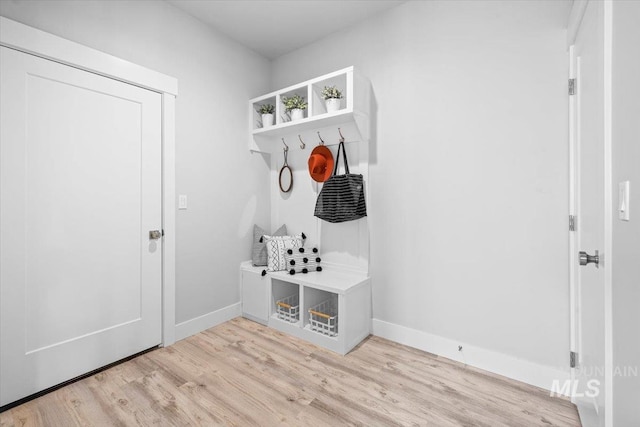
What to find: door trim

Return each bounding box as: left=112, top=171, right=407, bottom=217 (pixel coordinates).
left=0, top=17, right=177, bottom=95
left=568, top=43, right=578, bottom=405
left=0, top=16, right=178, bottom=347
left=603, top=2, right=613, bottom=424
left=567, top=1, right=614, bottom=425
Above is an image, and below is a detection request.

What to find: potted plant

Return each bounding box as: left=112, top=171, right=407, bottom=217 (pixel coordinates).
left=281, top=94, right=308, bottom=121
left=321, top=85, right=343, bottom=113
left=257, top=103, right=275, bottom=128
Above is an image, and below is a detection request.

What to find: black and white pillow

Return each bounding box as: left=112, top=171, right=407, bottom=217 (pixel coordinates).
left=264, top=233, right=305, bottom=271
left=283, top=246, right=322, bottom=275
left=252, top=224, right=286, bottom=266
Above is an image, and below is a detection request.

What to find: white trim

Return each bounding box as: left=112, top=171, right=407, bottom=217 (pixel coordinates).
left=603, top=1, right=614, bottom=425
left=567, top=0, right=589, bottom=47
left=568, top=44, right=579, bottom=405
left=0, top=17, right=179, bottom=348
left=162, top=94, right=177, bottom=347
left=372, top=319, right=570, bottom=395
left=0, top=17, right=177, bottom=95
left=175, top=304, right=242, bottom=342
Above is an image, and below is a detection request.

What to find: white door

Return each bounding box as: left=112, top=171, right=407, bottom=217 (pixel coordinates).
left=572, top=1, right=607, bottom=425
left=0, top=46, right=162, bottom=406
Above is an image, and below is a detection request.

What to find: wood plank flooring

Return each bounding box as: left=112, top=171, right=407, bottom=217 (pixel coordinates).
left=0, top=317, right=580, bottom=426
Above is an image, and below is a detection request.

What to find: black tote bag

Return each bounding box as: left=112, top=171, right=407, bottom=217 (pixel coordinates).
left=314, top=141, right=367, bottom=223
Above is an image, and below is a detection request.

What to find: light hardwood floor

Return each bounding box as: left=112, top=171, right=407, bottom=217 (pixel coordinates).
left=0, top=317, right=580, bottom=426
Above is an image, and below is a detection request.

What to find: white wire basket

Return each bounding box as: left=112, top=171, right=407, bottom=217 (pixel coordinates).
left=308, top=298, right=338, bottom=337
left=276, top=293, right=299, bottom=323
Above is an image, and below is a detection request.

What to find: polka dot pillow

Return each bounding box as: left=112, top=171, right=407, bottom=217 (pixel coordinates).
left=283, top=246, right=322, bottom=275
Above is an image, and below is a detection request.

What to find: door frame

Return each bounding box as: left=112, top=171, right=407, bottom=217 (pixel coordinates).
left=567, top=0, right=613, bottom=425
left=0, top=16, right=178, bottom=347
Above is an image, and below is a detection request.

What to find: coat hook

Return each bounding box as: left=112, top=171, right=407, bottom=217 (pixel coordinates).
left=338, top=127, right=345, bottom=143
left=282, top=138, right=289, bottom=152
left=317, top=131, right=325, bottom=145
left=298, top=134, right=306, bottom=149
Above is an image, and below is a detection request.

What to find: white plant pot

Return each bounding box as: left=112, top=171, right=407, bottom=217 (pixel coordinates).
left=325, top=98, right=341, bottom=113
left=261, top=113, right=274, bottom=128
left=290, top=108, right=304, bottom=121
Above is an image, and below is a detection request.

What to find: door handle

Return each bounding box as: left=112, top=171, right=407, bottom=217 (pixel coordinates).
left=149, top=230, right=162, bottom=240
left=579, top=250, right=599, bottom=268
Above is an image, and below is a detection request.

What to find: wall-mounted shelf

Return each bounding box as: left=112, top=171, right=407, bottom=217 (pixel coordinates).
left=249, top=66, right=370, bottom=153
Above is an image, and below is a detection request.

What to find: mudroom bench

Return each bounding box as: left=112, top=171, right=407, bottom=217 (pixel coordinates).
left=240, top=261, right=371, bottom=355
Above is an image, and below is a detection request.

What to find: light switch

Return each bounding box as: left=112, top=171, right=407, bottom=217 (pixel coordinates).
left=618, top=181, right=629, bottom=221
left=178, top=194, right=188, bottom=210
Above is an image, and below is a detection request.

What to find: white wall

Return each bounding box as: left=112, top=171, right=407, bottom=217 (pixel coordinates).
left=271, top=0, right=571, bottom=378
left=0, top=0, right=272, bottom=326
left=612, top=1, right=640, bottom=424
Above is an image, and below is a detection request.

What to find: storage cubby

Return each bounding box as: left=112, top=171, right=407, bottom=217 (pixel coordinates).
left=278, top=85, right=310, bottom=124
left=251, top=96, right=277, bottom=131
left=311, top=73, right=348, bottom=117
left=305, top=289, right=339, bottom=337
left=276, top=293, right=299, bottom=323
left=271, top=279, right=300, bottom=324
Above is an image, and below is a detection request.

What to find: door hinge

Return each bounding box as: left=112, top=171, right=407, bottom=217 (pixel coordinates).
left=569, top=215, right=576, bottom=231
left=569, top=78, right=576, bottom=96
left=570, top=351, right=578, bottom=368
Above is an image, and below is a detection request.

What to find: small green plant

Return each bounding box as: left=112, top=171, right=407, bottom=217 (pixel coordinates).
left=321, top=85, right=343, bottom=100
left=281, top=94, right=308, bottom=111
left=257, top=104, right=275, bottom=115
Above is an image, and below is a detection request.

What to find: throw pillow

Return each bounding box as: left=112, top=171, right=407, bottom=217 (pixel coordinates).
left=264, top=233, right=305, bottom=271
left=283, top=246, right=322, bottom=275
left=252, top=224, right=287, bottom=266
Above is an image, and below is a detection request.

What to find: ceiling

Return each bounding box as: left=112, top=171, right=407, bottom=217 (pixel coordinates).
left=166, top=0, right=406, bottom=59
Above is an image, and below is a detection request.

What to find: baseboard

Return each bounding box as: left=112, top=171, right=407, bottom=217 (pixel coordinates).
left=175, top=302, right=241, bottom=342
left=372, top=319, right=570, bottom=395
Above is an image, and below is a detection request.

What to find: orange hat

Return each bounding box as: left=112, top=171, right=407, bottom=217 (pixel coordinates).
left=308, top=145, right=334, bottom=182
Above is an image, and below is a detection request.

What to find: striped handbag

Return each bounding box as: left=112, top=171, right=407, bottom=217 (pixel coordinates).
left=314, top=141, right=367, bottom=223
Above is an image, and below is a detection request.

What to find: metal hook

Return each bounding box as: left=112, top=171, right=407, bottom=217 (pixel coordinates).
left=298, top=134, right=306, bottom=150
left=281, top=138, right=289, bottom=152
left=338, top=127, right=345, bottom=143
left=317, top=131, right=325, bottom=145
